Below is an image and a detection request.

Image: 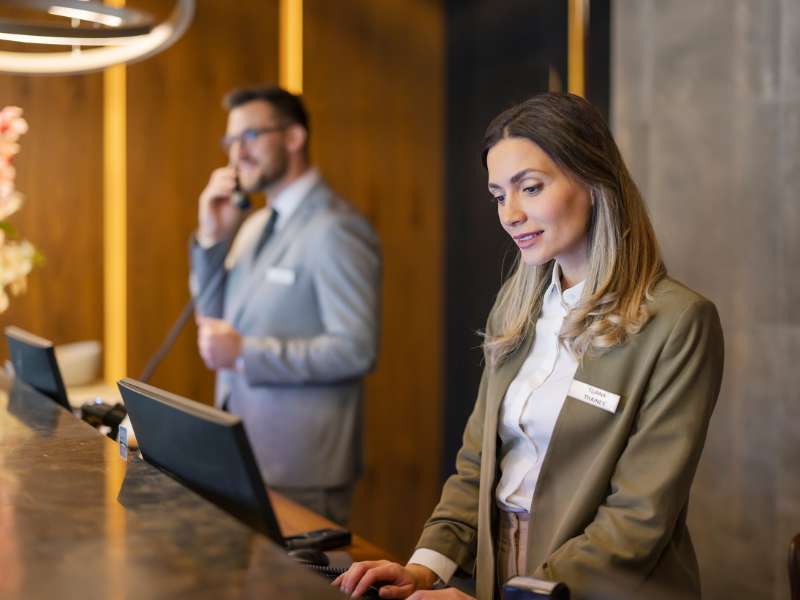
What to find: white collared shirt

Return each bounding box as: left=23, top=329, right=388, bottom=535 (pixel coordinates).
left=495, top=266, right=583, bottom=511
left=409, top=264, right=585, bottom=583
left=269, top=167, right=320, bottom=232
left=225, top=168, right=320, bottom=265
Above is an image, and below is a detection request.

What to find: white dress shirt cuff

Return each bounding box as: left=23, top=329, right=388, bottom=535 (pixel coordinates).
left=194, top=231, right=219, bottom=249
left=407, top=548, right=458, bottom=584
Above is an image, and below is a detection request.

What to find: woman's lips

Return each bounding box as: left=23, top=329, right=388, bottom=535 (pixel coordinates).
left=513, top=230, right=543, bottom=249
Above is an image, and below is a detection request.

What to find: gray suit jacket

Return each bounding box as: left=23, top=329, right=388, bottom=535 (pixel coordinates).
left=190, top=179, right=381, bottom=489
left=416, top=277, right=724, bottom=600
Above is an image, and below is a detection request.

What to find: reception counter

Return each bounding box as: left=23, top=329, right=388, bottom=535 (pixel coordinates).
left=0, top=373, right=375, bottom=599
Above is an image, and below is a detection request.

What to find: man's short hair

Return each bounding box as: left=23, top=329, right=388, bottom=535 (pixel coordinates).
left=224, top=85, right=310, bottom=136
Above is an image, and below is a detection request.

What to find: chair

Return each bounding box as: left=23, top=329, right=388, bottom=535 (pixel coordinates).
left=790, top=533, right=800, bottom=600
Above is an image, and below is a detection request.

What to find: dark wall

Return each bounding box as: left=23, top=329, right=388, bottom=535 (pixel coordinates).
left=443, top=0, right=567, bottom=476
left=587, top=0, right=611, bottom=120
left=442, top=0, right=610, bottom=477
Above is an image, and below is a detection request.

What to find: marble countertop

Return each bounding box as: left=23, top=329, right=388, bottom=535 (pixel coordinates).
left=0, top=373, right=344, bottom=599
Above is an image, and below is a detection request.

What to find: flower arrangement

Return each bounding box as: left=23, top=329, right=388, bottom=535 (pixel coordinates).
left=0, top=106, right=38, bottom=314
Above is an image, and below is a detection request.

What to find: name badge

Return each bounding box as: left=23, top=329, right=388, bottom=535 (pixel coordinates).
left=568, top=380, right=620, bottom=414
left=266, top=267, right=295, bottom=286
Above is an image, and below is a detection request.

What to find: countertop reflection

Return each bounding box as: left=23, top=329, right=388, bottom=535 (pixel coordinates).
left=0, top=373, right=342, bottom=599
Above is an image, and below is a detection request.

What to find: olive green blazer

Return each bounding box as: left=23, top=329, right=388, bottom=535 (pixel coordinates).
left=416, top=278, right=724, bottom=600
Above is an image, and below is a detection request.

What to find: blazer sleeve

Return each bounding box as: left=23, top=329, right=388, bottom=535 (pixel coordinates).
left=535, top=299, right=724, bottom=591
left=189, top=236, right=232, bottom=319
left=239, top=212, right=381, bottom=385
left=414, top=367, right=490, bottom=576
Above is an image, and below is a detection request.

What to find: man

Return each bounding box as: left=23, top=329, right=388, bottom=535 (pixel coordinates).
left=190, top=85, right=381, bottom=525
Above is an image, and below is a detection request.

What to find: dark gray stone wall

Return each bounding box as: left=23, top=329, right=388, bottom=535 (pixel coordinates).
left=612, top=1, right=800, bottom=598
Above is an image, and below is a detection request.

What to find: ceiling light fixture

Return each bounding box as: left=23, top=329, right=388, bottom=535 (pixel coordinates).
left=46, top=7, right=124, bottom=30
left=0, top=0, right=195, bottom=75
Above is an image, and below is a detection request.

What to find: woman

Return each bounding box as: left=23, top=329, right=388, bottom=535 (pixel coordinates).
left=334, top=93, right=724, bottom=600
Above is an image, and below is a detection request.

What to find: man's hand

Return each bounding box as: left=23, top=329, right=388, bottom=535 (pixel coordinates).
left=197, top=166, right=242, bottom=246
left=196, top=316, right=242, bottom=370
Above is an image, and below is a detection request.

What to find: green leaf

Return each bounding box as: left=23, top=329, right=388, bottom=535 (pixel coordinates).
left=0, top=221, right=17, bottom=236
left=32, top=248, right=45, bottom=267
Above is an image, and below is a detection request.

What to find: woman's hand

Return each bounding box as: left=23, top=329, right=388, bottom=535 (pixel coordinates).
left=331, top=560, right=438, bottom=598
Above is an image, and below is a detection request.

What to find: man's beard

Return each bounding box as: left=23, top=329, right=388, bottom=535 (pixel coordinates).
left=245, top=151, right=289, bottom=194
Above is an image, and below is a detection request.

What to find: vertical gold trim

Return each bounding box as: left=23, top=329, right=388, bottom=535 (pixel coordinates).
left=568, top=0, right=587, bottom=97
left=279, top=0, right=303, bottom=94
left=103, top=60, right=127, bottom=384
left=104, top=0, right=127, bottom=592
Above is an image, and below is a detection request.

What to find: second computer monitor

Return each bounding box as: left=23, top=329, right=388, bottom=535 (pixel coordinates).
left=5, top=326, right=71, bottom=411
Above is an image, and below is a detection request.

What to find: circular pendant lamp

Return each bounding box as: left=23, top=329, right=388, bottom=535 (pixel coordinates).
left=0, top=0, right=195, bottom=75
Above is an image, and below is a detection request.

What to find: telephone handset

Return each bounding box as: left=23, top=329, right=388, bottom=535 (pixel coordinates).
left=232, top=172, right=251, bottom=211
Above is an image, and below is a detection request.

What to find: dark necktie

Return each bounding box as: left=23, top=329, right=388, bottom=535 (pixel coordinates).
left=253, top=208, right=279, bottom=261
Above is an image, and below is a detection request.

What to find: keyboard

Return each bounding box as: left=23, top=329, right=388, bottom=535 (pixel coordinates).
left=304, top=564, right=384, bottom=599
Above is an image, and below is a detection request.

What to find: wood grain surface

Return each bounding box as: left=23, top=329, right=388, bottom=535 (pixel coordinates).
left=0, top=74, right=104, bottom=361
left=125, top=0, right=280, bottom=403
left=303, top=0, right=445, bottom=560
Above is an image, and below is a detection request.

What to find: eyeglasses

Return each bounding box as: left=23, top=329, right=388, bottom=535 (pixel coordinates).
left=220, top=125, right=285, bottom=152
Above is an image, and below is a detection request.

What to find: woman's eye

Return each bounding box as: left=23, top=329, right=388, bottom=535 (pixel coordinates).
left=523, top=183, right=543, bottom=195
left=491, top=195, right=505, bottom=205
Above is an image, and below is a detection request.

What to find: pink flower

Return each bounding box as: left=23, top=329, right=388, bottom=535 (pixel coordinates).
left=0, top=105, right=36, bottom=314
left=0, top=107, right=27, bottom=141
left=0, top=190, right=22, bottom=220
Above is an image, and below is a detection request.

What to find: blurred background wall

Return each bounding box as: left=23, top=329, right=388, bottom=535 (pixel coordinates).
left=613, top=1, right=800, bottom=598
left=0, top=75, right=104, bottom=360
left=301, top=0, right=444, bottom=558
left=0, top=1, right=798, bottom=595
left=0, top=0, right=445, bottom=561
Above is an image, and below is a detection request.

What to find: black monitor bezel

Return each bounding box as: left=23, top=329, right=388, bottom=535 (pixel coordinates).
left=117, top=377, right=285, bottom=545
left=5, top=325, right=71, bottom=411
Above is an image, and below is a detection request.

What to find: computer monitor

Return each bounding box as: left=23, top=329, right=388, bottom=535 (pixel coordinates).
left=5, top=326, right=71, bottom=411
left=117, top=377, right=284, bottom=544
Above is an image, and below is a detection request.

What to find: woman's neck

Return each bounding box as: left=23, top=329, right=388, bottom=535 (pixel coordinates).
left=558, top=261, right=587, bottom=290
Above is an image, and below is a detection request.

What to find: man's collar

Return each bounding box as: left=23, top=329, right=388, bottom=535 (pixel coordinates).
left=268, top=168, right=320, bottom=229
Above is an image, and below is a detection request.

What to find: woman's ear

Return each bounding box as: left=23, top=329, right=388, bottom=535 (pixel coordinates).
left=284, top=123, right=308, bottom=155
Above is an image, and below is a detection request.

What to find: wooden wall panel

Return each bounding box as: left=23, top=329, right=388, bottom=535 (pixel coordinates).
left=0, top=0, right=443, bottom=564
left=0, top=75, right=103, bottom=362
left=126, top=0, right=280, bottom=404
left=303, top=0, right=444, bottom=559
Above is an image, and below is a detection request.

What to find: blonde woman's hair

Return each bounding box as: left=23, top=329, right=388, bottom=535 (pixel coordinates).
left=481, top=93, right=666, bottom=368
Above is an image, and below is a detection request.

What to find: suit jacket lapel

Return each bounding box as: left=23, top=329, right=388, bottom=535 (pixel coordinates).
left=523, top=346, right=629, bottom=572
left=229, top=182, right=328, bottom=326
left=485, top=335, right=535, bottom=424
left=476, top=333, right=535, bottom=600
